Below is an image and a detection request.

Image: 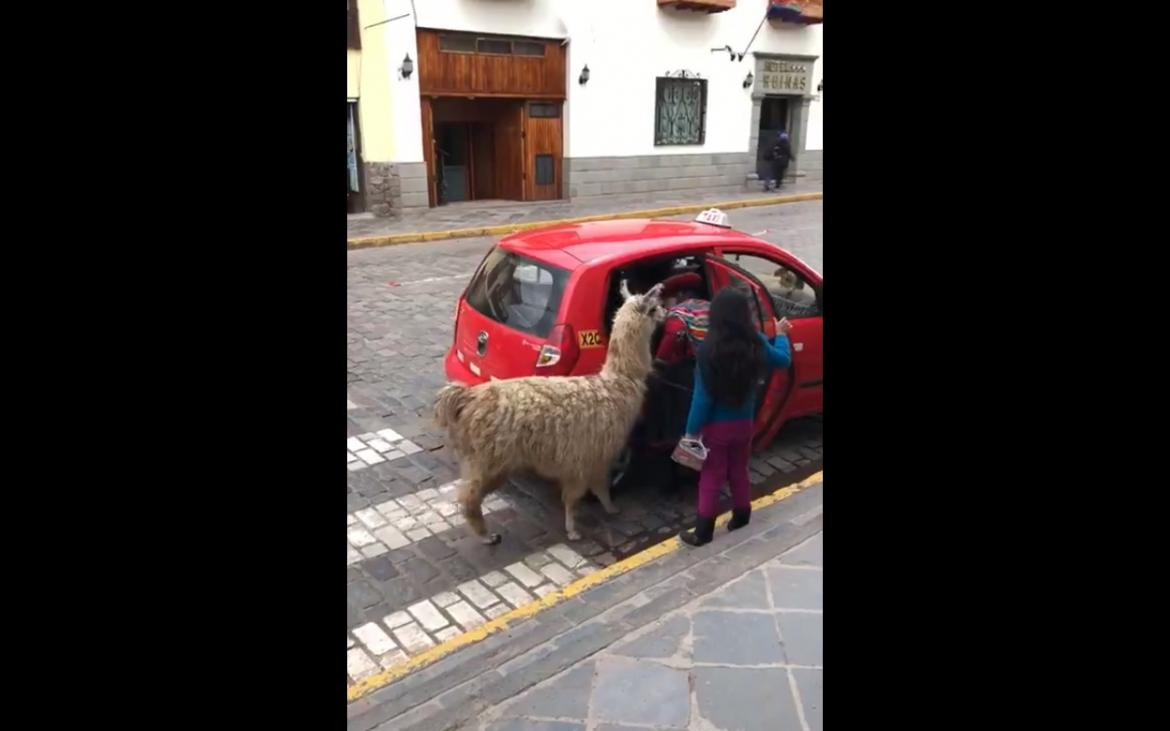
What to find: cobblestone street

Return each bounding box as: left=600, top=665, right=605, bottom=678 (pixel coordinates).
left=346, top=201, right=823, bottom=685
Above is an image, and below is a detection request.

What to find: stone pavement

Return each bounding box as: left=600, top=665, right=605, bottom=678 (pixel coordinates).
left=347, top=176, right=823, bottom=240
left=476, top=536, right=824, bottom=731
left=347, top=478, right=824, bottom=731
left=346, top=201, right=823, bottom=685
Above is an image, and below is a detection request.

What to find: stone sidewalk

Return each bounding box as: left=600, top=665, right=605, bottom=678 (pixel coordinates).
left=347, top=478, right=823, bottom=731
left=347, top=176, right=823, bottom=240
left=474, top=534, right=824, bottom=731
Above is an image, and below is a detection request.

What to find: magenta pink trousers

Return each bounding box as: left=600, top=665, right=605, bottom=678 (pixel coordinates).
left=696, top=419, right=754, bottom=518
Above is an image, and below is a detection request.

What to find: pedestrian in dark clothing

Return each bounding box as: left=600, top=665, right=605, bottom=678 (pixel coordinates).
left=678, top=287, right=792, bottom=547
left=764, top=131, right=794, bottom=191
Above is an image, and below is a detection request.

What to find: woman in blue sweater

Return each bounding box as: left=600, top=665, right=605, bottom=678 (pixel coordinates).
left=679, top=286, right=792, bottom=547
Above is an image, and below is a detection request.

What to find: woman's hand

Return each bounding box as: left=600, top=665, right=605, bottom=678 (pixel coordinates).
left=774, top=317, right=793, bottom=335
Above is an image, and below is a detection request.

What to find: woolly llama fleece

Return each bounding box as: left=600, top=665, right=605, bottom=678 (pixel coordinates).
left=434, top=282, right=666, bottom=542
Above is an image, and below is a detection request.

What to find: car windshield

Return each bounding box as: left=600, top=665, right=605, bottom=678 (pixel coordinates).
left=465, top=247, right=569, bottom=338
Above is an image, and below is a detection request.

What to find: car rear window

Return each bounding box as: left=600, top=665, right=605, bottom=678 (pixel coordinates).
left=464, top=247, right=569, bottom=338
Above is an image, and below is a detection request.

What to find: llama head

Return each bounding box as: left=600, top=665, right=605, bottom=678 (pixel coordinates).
left=602, top=281, right=664, bottom=380
left=618, top=280, right=667, bottom=321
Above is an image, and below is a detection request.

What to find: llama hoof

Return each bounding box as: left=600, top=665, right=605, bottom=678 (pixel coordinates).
left=481, top=533, right=502, bottom=545
left=566, top=529, right=582, bottom=541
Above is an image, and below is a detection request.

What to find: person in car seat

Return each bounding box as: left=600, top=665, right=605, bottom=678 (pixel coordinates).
left=635, top=272, right=709, bottom=484
left=654, top=272, right=709, bottom=365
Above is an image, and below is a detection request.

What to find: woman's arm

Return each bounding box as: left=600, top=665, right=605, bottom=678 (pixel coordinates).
left=684, top=367, right=714, bottom=437
left=758, top=331, right=792, bottom=369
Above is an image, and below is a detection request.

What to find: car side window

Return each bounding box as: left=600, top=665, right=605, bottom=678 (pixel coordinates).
left=601, top=256, right=709, bottom=335
left=725, top=253, right=820, bottom=319
left=601, top=271, right=626, bottom=335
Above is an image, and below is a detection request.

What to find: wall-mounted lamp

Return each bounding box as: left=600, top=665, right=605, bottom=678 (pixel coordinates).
left=399, top=53, right=413, bottom=80
left=710, top=45, right=736, bottom=62
left=817, top=79, right=823, bottom=93
left=743, top=71, right=754, bottom=89
left=579, top=64, right=590, bottom=85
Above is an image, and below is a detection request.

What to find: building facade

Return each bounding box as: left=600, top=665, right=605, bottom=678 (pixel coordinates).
left=348, top=0, right=823, bottom=216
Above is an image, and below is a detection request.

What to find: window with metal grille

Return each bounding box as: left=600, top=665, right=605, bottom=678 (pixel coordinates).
left=513, top=40, right=545, bottom=56
left=439, top=35, right=477, bottom=53
left=477, top=38, right=512, bottom=55
left=535, top=155, right=555, bottom=186
left=529, top=102, right=560, bottom=118
left=654, top=78, right=708, bottom=146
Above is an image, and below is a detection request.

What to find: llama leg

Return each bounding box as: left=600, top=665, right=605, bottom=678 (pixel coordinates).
left=458, top=473, right=504, bottom=545
left=562, top=479, right=589, bottom=541
left=590, top=473, right=620, bottom=515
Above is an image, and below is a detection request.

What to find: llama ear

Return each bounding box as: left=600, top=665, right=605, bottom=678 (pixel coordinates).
left=640, top=283, right=664, bottom=312
left=619, top=279, right=633, bottom=301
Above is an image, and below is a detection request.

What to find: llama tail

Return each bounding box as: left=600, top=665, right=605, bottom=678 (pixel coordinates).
left=434, top=382, right=475, bottom=429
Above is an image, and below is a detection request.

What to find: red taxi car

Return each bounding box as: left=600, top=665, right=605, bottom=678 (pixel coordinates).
left=444, top=211, right=823, bottom=461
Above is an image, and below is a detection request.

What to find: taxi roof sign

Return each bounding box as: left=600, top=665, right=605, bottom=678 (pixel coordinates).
left=694, top=208, right=731, bottom=228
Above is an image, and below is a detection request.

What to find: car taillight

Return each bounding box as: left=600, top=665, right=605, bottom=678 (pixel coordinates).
left=535, top=324, right=579, bottom=376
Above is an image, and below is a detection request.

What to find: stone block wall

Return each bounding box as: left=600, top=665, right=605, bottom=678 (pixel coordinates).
left=799, top=150, right=822, bottom=178
left=565, top=152, right=752, bottom=200
left=362, top=162, right=430, bottom=217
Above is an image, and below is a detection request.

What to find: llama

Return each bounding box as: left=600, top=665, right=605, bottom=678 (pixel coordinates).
left=434, top=282, right=665, bottom=543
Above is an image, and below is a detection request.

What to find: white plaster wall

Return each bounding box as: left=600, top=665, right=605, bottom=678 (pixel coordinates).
left=379, top=0, right=425, bottom=163
left=413, top=0, right=568, bottom=39
left=385, top=0, right=823, bottom=161
left=563, top=2, right=821, bottom=158
left=805, top=57, right=823, bottom=151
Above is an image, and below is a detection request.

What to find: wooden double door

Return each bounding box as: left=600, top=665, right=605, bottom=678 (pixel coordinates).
left=423, top=97, right=562, bottom=206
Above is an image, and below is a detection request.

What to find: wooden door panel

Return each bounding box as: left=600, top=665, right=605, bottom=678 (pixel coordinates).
left=523, top=104, right=562, bottom=201
left=421, top=97, right=436, bottom=207
left=494, top=101, right=524, bottom=200
left=418, top=29, right=566, bottom=98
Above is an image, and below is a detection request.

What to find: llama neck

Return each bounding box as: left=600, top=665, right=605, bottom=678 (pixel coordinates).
left=601, top=360, right=650, bottom=381
left=600, top=341, right=652, bottom=381
left=603, top=306, right=653, bottom=381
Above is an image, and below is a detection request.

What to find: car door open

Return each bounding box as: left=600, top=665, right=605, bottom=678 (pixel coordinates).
left=703, top=256, right=792, bottom=450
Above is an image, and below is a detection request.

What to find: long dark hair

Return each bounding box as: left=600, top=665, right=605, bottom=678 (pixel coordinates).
left=697, top=286, right=763, bottom=409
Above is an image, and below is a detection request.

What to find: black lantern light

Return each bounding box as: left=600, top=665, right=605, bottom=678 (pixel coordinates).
left=709, top=45, right=736, bottom=62
left=579, top=64, right=590, bottom=85
left=400, top=53, right=413, bottom=79
left=743, top=71, right=754, bottom=89
left=817, top=79, right=823, bottom=93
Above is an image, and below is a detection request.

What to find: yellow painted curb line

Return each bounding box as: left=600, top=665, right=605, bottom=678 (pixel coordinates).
left=347, top=470, right=823, bottom=702
left=347, top=192, right=823, bottom=250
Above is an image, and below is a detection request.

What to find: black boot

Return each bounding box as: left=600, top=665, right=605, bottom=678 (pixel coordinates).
left=680, top=516, right=716, bottom=547
left=727, top=507, right=751, bottom=531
